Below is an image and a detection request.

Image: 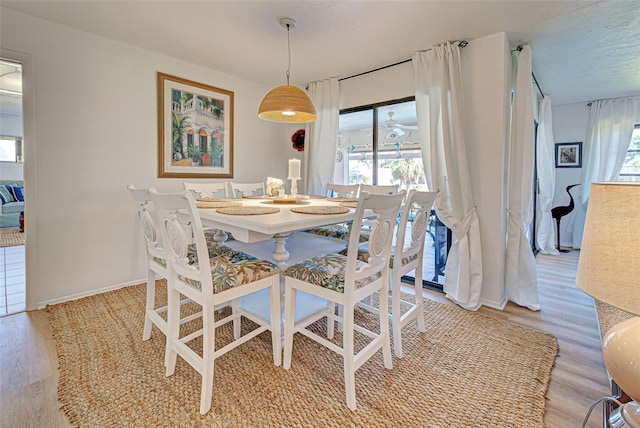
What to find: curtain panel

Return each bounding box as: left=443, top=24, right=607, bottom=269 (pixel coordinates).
left=412, top=42, right=483, bottom=311
left=505, top=45, right=539, bottom=310
left=303, top=78, right=340, bottom=196
left=535, top=97, right=559, bottom=255
left=573, top=96, right=640, bottom=247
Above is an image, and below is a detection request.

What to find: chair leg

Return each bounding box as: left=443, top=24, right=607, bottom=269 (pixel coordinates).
left=231, top=298, right=241, bottom=340
left=379, top=286, right=393, bottom=370
left=343, top=307, right=357, bottom=410
left=391, top=273, right=404, bottom=358
left=327, top=301, right=336, bottom=340
left=283, top=282, right=297, bottom=370
left=199, top=307, right=215, bottom=414
left=414, top=261, right=426, bottom=333
left=164, top=282, right=180, bottom=374
left=143, top=269, right=155, bottom=341
left=268, top=278, right=282, bottom=367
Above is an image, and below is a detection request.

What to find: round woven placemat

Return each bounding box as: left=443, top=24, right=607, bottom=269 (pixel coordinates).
left=197, top=197, right=242, bottom=203
left=196, top=200, right=243, bottom=209
left=216, top=206, right=280, bottom=215
left=329, top=197, right=358, bottom=203
left=242, top=195, right=269, bottom=199
left=291, top=206, right=351, bottom=215
left=339, top=201, right=358, bottom=208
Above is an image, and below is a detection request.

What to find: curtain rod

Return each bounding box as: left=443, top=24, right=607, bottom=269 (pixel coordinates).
left=514, top=44, right=544, bottom=98
left=339, top=40, right=469, bottom=82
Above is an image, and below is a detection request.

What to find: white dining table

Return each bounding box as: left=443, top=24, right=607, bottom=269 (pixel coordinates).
left=197, top=196, right=357, bottom=267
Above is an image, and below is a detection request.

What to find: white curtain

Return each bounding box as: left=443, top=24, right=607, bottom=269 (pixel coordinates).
left=535, top=97, right=559, bottom=255
left=303, top=78, right=340, bottom=195
left=504, top=45, right=539, bottom=310
left=573, top=96, right=640, bottom=247
left=413, top=43, right=483, bottom=311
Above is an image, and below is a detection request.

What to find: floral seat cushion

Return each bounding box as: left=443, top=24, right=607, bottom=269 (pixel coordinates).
left=338, top=242, right=419, bottom=269
left=183, top=250, right=279, bottom=293
left=304, top=224, right=369, bottom=243
left=284, top=253, right=380, bottom=293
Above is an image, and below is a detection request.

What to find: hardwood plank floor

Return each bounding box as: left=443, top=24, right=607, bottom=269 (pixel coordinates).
left=0, top=249, right=611, bottom=427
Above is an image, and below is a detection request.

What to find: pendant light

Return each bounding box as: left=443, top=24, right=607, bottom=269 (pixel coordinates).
left=258, top=18, right=317, bottom=123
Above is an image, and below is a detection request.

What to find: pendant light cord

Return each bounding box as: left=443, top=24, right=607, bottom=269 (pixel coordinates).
left=286, top=24, right=291, bottom=85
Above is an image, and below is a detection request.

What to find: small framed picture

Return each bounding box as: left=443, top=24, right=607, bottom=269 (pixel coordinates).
left=555, top=142, right=582, bottom=168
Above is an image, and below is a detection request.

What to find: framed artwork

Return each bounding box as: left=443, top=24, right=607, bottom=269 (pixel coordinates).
left=158, top=72, right=234, bottom=178
left=555, top=142, right=582, bottom=168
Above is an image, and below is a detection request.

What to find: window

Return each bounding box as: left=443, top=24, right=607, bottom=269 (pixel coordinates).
left=619, top=125, right=640, bottom=181
left=0, top=136, right=22, bottom=162
left=335, top=98, right=427, bottom=191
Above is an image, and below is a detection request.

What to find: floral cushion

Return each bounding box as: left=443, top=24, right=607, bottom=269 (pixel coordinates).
left=338, top=242, right=418, bottom=269
left=183, top=250, right=280, bottom=293
left=186, top=242, right=234, bottom=265
left=304, top=224, right=369, bottom=243
left=284, top=253, right=380, bottom=293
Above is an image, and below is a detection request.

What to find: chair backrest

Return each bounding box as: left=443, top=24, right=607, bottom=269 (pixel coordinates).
left=127, top=185, right=165, bottom=262
left=150, top=189, right=213, bottom=296
left=344, top=190, right=405, bottom=295
left=183, top=181, right=229, bottom=198
left=393, top=189, right=437, bottom=265
left=229, top=181, right=266, bottom=198
left=326, top=183, right=360, bottom=198
left=359, top=184, right=400, bottom=195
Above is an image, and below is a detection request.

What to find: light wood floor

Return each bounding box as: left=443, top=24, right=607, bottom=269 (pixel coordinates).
left=0, top=249, right=611, bottom=427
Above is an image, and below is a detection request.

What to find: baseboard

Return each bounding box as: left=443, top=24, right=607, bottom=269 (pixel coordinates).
left=36, top=277, right=147, bottom=309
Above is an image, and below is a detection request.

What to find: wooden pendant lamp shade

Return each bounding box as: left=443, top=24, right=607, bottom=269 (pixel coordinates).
left=258, top=17, right=317, bottom=123
left=258, top=85, right=317, bottom=123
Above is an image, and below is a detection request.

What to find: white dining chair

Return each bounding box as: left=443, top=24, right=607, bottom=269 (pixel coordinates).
left=304, top=183, right=361, bottom=241
left=282, top=190, right=405, bottom=410
left=183, top=181, right=230, bottom=198
left=150, top=189, right=282, bottom=415
left=229, top=181, right=266, bottom=198
left=359, top=184, right=400, bottom=195
left=352, top=189, right=437, bottom=357
left=127, top=186, right=234, bottom=357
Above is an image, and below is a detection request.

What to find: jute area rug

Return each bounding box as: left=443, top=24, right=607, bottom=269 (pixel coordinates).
left=0, top=227, right=24, bottom=248
left=48, top=281, right=558, bottom=428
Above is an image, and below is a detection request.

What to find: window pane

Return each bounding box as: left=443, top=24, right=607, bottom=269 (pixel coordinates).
left=619, top=126, right=640, bottom=181
left=337, top=109, right=373, bottom=185
left=0, top=138, right=16, bottom=162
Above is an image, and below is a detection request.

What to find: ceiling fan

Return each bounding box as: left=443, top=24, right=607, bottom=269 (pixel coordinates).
left=380, top=112, right=418, bottom=140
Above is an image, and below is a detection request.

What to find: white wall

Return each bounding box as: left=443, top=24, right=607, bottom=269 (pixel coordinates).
left=550, top=102, right=589, bottom=248
left=1, top=7, right=291, bottom=308
left=340, top=33, right=511, bottom=309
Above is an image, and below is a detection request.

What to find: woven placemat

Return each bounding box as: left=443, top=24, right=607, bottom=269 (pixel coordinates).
left=197, top=197, right=242, bottom=203
left=48, top=282, right=558, bottom=427
left=216, top=206, right=280, bottom=215
left=242, top=195, right=269, bottom=199
left=196, top=200, right=243, bottom=209
left=291, top=206, right=351, bottom=215
left=339, top=201, right=358, bottom=208
left=329, top=197, right=358, bottom=203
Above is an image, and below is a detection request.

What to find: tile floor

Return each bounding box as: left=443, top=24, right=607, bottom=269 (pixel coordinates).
left=0, top=244, right=25, bottom=316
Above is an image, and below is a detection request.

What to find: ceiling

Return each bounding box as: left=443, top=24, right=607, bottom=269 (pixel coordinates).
left=1, top=0, right=639, bottom=109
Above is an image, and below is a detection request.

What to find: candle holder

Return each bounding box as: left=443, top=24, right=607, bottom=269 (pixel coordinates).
left=289, top=178, right=299, bottom=197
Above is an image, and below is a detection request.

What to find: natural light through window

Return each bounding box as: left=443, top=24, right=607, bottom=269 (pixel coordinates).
left=619, top=125, right=640, bottom=181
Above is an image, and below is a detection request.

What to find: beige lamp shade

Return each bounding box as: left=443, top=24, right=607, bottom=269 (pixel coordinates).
left=258, top=85, right=317, bottom=123
left=576, top=182, right=640, bottom=315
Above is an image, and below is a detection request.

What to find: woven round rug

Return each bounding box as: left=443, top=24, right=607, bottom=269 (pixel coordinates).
left=48, top=282, right=558, bottom=427
left=0, top=227, right=24, bottom=248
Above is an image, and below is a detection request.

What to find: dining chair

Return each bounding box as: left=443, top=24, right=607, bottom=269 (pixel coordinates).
left=127, top=186, right=235, bottom=354
left=349, top=189, right=437, bottom=357
left=282, top=190, right=405, bottom=410
left=149, top=189, right=282, bottom=415
left=359, top=184, right=400, bottom=195
left=304, top=183, right=361, bottom=241
left=183, top=181, right=232, bottom=242
left=183, top=181, right=230, bottom=198
left=229, top=181, right=266, bottom=198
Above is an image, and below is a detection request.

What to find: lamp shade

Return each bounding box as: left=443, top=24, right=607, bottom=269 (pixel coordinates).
left=258, top=85, right=317, bottom=123
left=576, top=182, right=640, bottom=316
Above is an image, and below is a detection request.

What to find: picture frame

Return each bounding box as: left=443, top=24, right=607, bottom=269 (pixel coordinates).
left=158, top=72, right=234, bottom=178
left=555, top=142, right=582, bottom=168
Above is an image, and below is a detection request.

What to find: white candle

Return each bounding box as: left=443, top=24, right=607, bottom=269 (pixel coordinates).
left=288, top=158, right=301, bottom=180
